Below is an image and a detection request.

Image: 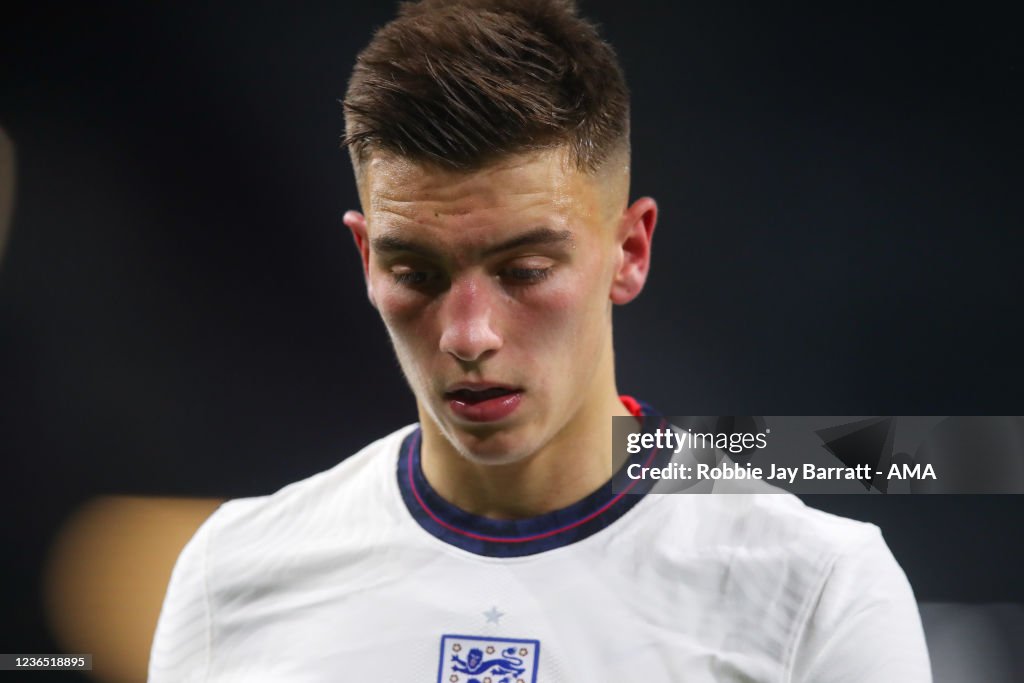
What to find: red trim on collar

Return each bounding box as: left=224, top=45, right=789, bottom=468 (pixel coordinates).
left=620, top=395, right=643, bottom=418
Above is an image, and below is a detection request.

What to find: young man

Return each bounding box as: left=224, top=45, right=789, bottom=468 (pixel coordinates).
left=150, top=1, right=932, bottom=680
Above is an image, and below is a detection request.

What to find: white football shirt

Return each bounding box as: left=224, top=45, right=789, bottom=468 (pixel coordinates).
left=150, top=407, right=931, bottom=682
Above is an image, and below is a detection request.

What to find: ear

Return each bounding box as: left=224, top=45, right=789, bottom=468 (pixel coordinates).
left=343, top=210, right=377, bottom=308
left=609, top=197, right=657, bottom=304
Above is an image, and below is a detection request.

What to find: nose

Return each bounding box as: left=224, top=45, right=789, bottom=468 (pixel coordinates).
left=438, top=274, right=502, bottom=363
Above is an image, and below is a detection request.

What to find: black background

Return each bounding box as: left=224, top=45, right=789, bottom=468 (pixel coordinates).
left=1, top=1, right=1022, bottom=678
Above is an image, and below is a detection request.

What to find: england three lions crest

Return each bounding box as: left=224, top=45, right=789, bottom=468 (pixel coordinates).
left=438, top=634, right=540, bottom=683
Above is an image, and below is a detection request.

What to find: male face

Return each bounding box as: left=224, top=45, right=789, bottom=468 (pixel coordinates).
left=345, top=148, right=653, bottom=466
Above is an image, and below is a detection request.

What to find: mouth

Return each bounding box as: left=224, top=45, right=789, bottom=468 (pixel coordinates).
left=444, top=385, right=518, bottom=404
left=443, top=384, right=524, bottom=422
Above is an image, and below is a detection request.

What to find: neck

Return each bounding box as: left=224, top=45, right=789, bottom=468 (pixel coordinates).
left=419, top=364, right=633, bottom=520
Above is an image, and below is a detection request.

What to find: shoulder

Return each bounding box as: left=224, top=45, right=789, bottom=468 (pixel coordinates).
left=157, top=423, right=417, bottom=604
left=631, top=493, right=929, bottom=680
left=637, top=489, right=881, bottom=567
left=149, top=425, right=418, bottom=681
left=785, top=502, right=931, bottom=680
left=628, top=492, right=890, bottom=629
left=206, top=423, right=417, bottom=549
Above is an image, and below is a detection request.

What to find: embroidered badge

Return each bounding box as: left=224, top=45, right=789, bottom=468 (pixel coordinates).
left=437, top=634, right=540, bottom=683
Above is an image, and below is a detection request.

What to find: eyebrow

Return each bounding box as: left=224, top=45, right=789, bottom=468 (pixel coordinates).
left=371, top=227, right=575, bottom=258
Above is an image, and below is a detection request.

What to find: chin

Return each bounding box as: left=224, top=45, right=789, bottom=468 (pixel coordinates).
left=448, top=424, right=539, bottom=467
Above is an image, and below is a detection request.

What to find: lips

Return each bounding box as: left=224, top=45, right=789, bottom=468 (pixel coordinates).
left=443, top=384, right=523, bottom=422
left=445, top=386, right=516, bottom=403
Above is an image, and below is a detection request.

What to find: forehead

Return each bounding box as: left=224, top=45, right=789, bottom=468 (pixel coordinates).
left=359, top=150, right=604, bottom=243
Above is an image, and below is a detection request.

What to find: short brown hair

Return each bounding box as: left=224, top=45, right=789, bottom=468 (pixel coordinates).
left=342, top=0, right=630, bottom=173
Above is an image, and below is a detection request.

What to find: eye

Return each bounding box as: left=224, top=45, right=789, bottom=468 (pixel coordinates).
left=500, top=257, right=555, bottom=285
left=502, top=267, right=552, bottom=284
left=390, top=264, right=445, bottom=288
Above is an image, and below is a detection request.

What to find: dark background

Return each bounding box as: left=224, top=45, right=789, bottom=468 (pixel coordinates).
left=1, top=1, right=1022, bottom=678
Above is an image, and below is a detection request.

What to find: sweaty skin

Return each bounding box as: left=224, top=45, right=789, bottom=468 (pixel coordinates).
left=345, top=148, right=656, bottom=519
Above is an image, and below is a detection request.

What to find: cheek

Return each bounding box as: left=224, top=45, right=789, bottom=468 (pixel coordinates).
left=373, top=282, right=438, bottom=369
left=374, top=277, right=432, bottom=330
left=511, top=270, right=606, bottom=353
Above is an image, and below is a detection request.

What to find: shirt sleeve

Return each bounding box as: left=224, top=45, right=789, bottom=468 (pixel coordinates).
left=148, top=513, right=216, bottom=683
left=788, top=526, right=933, bottom=683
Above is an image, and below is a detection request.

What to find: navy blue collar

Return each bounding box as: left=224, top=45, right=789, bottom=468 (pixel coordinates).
left=396, top=401, right=669, bottom=557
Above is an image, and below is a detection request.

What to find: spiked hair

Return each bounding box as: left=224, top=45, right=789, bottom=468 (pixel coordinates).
left=343, top=0, right=630, bottom=173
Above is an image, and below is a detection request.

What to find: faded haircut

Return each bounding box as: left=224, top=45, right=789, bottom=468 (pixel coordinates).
left=342, top=0, right=630, bottom=174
